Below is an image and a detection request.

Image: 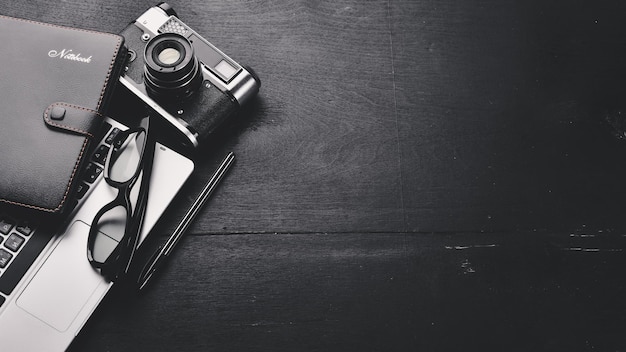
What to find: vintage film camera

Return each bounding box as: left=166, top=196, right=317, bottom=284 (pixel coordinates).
left=118, top=2, right=260, bottom=148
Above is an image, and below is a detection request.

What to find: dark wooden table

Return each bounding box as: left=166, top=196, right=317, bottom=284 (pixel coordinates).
left=5, top=0, right=626, bottom=350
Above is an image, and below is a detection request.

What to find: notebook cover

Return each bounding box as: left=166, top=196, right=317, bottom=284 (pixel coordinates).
left=0, top=15, right=127, bottom=214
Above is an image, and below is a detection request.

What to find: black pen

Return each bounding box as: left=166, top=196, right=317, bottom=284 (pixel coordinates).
left=137, top=152, right=236, bottom=291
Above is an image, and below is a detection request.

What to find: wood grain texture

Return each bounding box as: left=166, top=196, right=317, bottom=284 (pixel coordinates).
left=393, top=0, right=626, bottom=232
left=70, top=232, right=626, bottom=351
left=3, top=0, right=626, bottom=350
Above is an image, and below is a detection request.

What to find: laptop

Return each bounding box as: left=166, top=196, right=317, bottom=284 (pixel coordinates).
left=0, top=116, right=195, bottom=351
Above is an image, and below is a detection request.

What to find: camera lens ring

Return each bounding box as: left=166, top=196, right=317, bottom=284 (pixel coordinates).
left=151, top=40, right=185, bottom=67
left=143, top=33, right=202, bottom=100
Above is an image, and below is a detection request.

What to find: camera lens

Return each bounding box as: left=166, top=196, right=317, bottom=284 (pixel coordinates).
left=143, top=33, right=202, bottom=101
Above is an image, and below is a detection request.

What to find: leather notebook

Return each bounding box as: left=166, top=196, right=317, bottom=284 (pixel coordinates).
left=0, top=15, right=127, bottom=214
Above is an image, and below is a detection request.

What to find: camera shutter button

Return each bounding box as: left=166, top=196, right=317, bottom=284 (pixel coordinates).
left=50, top=106, right=66, bottom=121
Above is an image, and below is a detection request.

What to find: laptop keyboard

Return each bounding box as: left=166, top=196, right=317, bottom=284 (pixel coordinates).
left=0, top=220, right=51, bottom=306
left=0, top=120, right=123, bottom=307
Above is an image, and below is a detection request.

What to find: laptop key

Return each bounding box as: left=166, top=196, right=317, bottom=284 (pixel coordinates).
left=16, top=221, right=35, bottom=236
left=104, top=127, right=120, bottom=145
left=83, top=163, right=103, bottom=184
left=75, top=183, right=90, bottom=200
left=92, top=144, right=110, bottom=165
left=0, top=218, right=14, bottom=235
left=4, top=234, right=25, bottom=252
left=0, top=230, right=53, bottom=295
left=0, top=249, right=12, bottom=268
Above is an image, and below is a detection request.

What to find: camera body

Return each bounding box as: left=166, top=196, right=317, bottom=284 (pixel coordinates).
left=119, top=3, right=260, bottom=148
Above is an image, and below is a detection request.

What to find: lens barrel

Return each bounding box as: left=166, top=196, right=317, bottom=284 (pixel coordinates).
left=144, top=33, right=202, bottom=101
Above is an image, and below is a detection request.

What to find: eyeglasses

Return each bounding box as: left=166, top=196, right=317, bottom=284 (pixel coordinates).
left=87, top=116, right=154, bottom=282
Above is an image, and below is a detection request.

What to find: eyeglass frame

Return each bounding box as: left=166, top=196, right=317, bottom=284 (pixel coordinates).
left=86, top=116, right=155, bottom=282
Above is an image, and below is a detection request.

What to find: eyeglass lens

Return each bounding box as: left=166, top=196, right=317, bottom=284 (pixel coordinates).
left=109, top=130, right=147, bottom=183
left=91, top=205, right=128, bottom=263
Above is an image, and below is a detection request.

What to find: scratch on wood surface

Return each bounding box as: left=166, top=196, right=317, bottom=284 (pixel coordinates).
left=563, top=231, right=625, bottom=253
left=444, top=244, right=499, bottom=250
left=569, top=233, right=596, bottom=238
left=561, top=247, right=623, bottom=253
left=460, top=259, right=475, bottom=274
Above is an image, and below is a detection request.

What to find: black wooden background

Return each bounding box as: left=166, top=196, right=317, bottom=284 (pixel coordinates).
left=4, top=0, right=626, bottom=350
